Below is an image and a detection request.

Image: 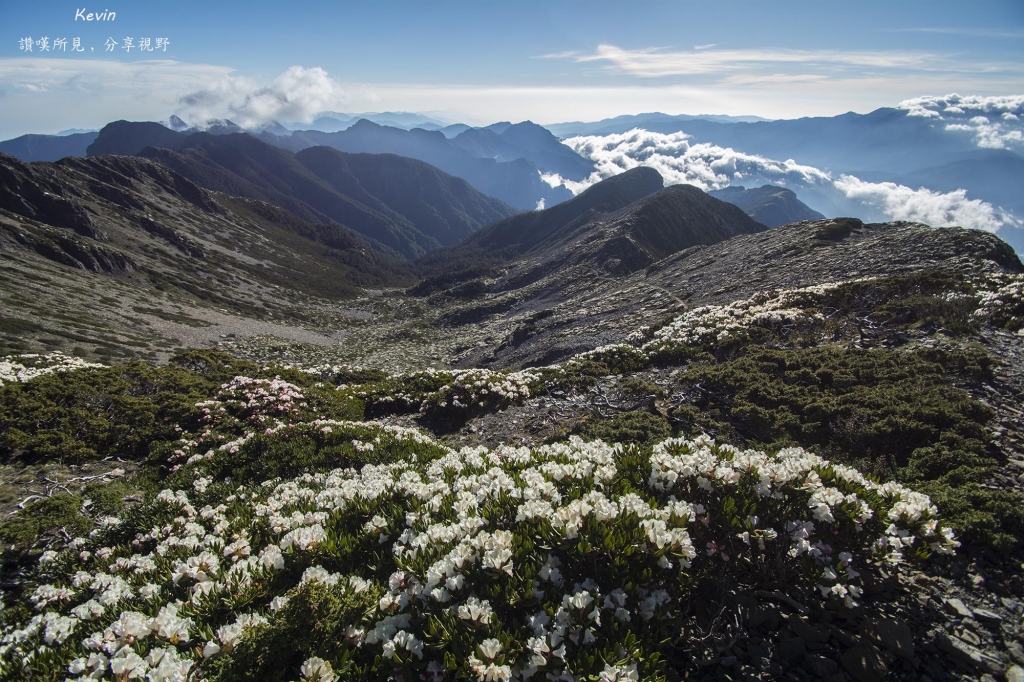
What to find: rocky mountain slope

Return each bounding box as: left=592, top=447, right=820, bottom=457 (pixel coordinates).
left=387, top=215, right=1018, bottom=371
left=710, top=184, right=825, bottom=228
left=0, top=150, right=412, bottom=362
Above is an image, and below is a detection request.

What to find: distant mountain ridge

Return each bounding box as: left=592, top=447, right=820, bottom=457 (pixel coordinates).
left=286, top=111, right=450, bottom=132
left=450, top=121, right=595, bottom=181
left=82, top=119, right=578, bottom=212
left=545, top=111, right=771, bottom=137
left=709, top=185, right=825, bottom=228
left=87, top=121, right=190, bottom=157
left=83, top=122, right=517, bottom=259
left=261, top=119, right=577, bottom=210
left=7, top=104, right=1022, bottom=256
left=0, top=131, right=99, bottom=162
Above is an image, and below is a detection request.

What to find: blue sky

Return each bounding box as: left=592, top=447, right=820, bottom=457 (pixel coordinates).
left=1, top=0, right=1022, bottom=137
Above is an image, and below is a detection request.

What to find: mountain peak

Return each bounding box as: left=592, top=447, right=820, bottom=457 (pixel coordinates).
left=573, top=167, right=664, bottom=203
left=166, top=115, right=191, bottom=132
left=349, top=118, right=384, bottom=130
left=709, top=184, right=824, bottom=228
left=87, top=120, right=188, bottom=157
left=437, top=167, right=734, bottom=274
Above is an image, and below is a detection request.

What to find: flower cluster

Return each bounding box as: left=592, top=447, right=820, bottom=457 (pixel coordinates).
left=970, top=273, right=1024, bottom=332
left=363, top=367, right=545, bottom=419
left=0, top=352, right=104, bottom=388
left=0, top=416, right=955, bottom=681
left=169, top=375, right=308, bottom=464
left=649, top=435, right=958, bottom=607
left=419, top=368, right=541, bottom=413
left=565, top=344, right=648, bottom=373
left=641, top=284, right=850, bottom=357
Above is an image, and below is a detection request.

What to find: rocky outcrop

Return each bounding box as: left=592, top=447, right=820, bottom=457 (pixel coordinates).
left=6, top=221, right=135, bottom=273
left=0, top=152, right=101, bottom=239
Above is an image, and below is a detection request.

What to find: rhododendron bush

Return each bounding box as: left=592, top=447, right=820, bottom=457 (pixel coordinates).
left=360, top=367, right=548, bottom=421
left=0, top=352, right=104, bottom=388
left=0, top=416, right=956, bottom=681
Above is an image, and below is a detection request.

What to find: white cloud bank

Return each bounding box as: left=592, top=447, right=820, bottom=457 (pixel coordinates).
left=898, top=93, right=1024, bottom=151
left=550, top=129, right=1020, bottom=235
left=175, top=66, right=349, bottom=129
left=553, top=129, right=831, bottom=194
left=833, top=176, right=1011, bottom=233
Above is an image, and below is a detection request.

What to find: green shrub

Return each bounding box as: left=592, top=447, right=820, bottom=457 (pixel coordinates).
left=575, top=411, right=672, bottom=447
left=206, top=581, right=380, bottom=682
left=362, top=368, right=546, bottom=424
left=0, top=351, right=258, bottom=465
left=667, top=345, right=1020, bottom=547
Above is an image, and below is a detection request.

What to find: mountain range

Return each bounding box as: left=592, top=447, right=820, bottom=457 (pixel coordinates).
left=3, top=103, right=1023, bottom=256
left=283, top=111, right=452, bottom=132
left=544, top=111, right=771, bottom=137
left=82, top=122, right=516, bottom=259
left=81, top=118, right=579, bottom=212
left=257, top=119, right=582, bottom=209
left=12, top=139, right=1016, bottom=373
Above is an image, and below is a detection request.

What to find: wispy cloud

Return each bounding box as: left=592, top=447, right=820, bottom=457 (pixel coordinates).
left=534, top=50, right=584, bottom=60
left=0, top=58, right=232, bottom=92
left=887, top=27, right=1024, bottom=39
left=566, top=44, right=940, bottom=77
left=719, top=73, right=829, bottom=87
left=545, top=44, right=1024, bottom=84
left=693, top=44, right=717, bottom=51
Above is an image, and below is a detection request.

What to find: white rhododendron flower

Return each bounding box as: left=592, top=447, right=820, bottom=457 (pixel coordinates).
left=301, top=656, right=336, bottom=682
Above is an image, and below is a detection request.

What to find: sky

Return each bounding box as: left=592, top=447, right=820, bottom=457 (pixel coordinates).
left=0, top=0, right=1022, bottom=138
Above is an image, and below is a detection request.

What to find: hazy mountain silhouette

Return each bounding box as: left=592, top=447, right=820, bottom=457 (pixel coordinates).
left=452, top=121, right=595, bottom=181
left=709, top=185, right=825, bottom=228
left=0, top=132, right=99, bottom=162
left=260, top=119, right=576, bottom=210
